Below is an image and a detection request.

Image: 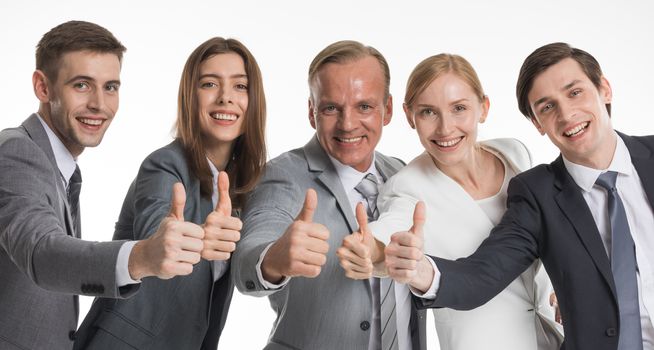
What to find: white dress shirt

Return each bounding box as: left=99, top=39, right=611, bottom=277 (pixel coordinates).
left=37, top=114, right=139, bottom=287
left=562, top=134, right=654, bottom=349
left=255, top=155, right=412, bottom=350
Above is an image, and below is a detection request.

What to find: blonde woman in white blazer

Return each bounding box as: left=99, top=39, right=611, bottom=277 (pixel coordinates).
left=338, top=54, right=562, bottom=350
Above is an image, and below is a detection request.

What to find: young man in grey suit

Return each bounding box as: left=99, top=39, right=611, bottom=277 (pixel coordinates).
left=385, top=43, right=654, bottom=350
left=231, top=40, right=425, bottom=350
left=0, top=21, right=206, bottom=350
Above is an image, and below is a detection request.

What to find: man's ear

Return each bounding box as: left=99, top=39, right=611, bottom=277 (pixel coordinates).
left=33, top=70, right=50, bottom=103
left=308, top=98, right=316, bottom=130
left=383, top=94, right=393, bottom=126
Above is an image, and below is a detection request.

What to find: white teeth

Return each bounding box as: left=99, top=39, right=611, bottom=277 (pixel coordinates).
left=564, top=122, right=589, bottom=137
left=210, top=113, right=237, bottom=121
left=435, top=137, right=462, bottom=147
left=338, top=137, right=362, bottom=143
left=79, top=118, right=102, bottom=126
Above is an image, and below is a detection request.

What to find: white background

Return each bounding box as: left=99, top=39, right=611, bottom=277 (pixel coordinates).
left=1, top=1, right=653, bottom=348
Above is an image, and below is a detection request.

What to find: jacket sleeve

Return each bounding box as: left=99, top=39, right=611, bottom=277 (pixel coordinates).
left=0, top=135, right=133, bottom=298
left=415, top=175, right=541, bottom=310
left=230, top=158, right=305, bottom=297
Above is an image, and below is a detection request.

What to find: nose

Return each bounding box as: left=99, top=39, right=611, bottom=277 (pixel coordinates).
left=87, top=88, right=104, bottom=112
left=337, top=107, right=356, bottom=132
left=217, top=86, right=233, bottom=105
left=558, top=100, right=576, bottom=121
left=436, top=114, right=454, bottom=135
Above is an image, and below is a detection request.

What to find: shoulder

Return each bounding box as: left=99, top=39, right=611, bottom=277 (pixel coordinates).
left=482, top=138, right=532, bottom=171
left=375, top=151, right=406, bottom=177
left=264, top=146, right=308, bottom=179
left=0, top=127, right=51, bottom=171
left=513, top=162, right=556, bottom=189
left=138, top=140, right=191, bottom=179
left=382, top=153, right=432, bottom=193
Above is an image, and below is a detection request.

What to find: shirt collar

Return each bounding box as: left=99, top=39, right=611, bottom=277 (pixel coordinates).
left=328, top=154, right=380, bottom=192
left=207, top=158, right=219, bottom=207
left=562, top=132, right=634, bottom=192
left=36, top=113, right=77, bottom=185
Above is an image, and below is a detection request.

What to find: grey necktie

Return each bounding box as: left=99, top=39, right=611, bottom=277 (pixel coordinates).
left=355, top=173, right=398, bottom=350
left=67, top=165, right=82, bottom=238
left=595, top=171, right=643, bottom=350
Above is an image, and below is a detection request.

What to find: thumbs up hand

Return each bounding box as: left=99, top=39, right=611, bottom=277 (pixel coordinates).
left=129, top=182, right=205, bottom=280
left=385, top=201, right=431, bottom=289
left=261, top=189, right=330, bottom=283
left=337, top=202, right=385, bottom=280
left=202, top=171, right=243, bottom=261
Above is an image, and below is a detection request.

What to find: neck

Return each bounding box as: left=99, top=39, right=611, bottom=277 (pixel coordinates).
left=205, top=141, right=235, bottom=171
left=433, top=145, right=487, bottom=190
left=38, top=106, right=84, bottom=158
left=564, top=132, right=617, bottom=170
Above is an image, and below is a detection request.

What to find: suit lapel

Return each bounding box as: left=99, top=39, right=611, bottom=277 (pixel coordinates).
left=303, top=136, right=358, bottom=233
left=619, top=132, right=654, bottom=210
left=552, top=156, right=616, bottom=297
left=22, top=114, right=76, bottom=237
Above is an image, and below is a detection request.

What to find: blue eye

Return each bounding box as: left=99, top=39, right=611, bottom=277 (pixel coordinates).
left=200, top=82, right=217, bottom=88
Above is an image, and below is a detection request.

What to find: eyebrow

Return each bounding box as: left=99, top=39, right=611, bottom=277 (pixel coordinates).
left=199, top=73, right=248, bottom=80
left=533, top=79, right=582, bottom=107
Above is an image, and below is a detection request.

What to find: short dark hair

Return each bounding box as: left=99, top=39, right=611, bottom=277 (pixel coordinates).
left=36, top=20, right=126, bottom=82
left=516, top=42, right=609, bottom=119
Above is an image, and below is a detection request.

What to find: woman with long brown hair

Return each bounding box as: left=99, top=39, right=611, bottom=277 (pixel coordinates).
left=74, top=37, right=266, bottom=349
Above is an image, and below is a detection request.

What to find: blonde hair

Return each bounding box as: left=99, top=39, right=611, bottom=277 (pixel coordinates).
left=308, top=40, right=390, bottom=102
left=404, top=54, right=484, bottom=108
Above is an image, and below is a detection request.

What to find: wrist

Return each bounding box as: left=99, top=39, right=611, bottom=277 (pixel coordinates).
left=409, top=256, right=434, bottom=293
left=261, top=248, right=284, bottom=284
left=128, top=240, right=149, bottom=280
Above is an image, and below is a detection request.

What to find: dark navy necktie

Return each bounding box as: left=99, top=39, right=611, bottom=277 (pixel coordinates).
left=595, top=171, right=643, bottom=350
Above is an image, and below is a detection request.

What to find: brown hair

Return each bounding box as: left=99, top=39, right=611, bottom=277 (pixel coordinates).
left=36, top=20, right=126, bottom=82
left=308, top=40, right=391, bottom=102
left=176, top=37, right=267, bottom=209
left=516, top=42, right=610, bottom=119
left=404, top=53, right=485, bottom=108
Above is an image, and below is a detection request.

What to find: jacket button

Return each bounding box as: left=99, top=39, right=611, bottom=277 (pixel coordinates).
left=606, top=328, right=617, bottom=337
left=68, top=330, right=76, bottom=340
left=245, top=280, right=256, bottom=290
left=360, top=321, right=370, bottom=331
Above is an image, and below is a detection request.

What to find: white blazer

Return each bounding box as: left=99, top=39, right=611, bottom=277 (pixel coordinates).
left=370, top=138, right=562, bottom=350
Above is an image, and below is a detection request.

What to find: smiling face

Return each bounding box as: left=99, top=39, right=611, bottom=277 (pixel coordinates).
left=405, top=72, right=488, bottom=170
left=35, top=50, right=121, bottom=157
left=528, top=58, right=615, bottom=168
left=197, top=53, right=248, bottom=152
left=309, top=56, right=392, bottom=172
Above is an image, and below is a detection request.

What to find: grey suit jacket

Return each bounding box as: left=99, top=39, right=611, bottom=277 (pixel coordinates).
left=0, top=114, right=137, bottom=350
left=74, top=140, right=234, bottom=350
left=231, top=136, right=426, bottom=350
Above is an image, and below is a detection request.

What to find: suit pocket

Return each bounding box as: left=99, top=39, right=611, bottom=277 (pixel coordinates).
left=90, top=310, right=154, bottom=349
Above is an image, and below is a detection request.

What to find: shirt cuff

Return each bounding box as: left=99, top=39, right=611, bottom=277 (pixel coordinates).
left=409, top=256, right=440, bottom=299
left=256, top=242, right=291, bottom=289
left=116, top=241, right=142, bottom=287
